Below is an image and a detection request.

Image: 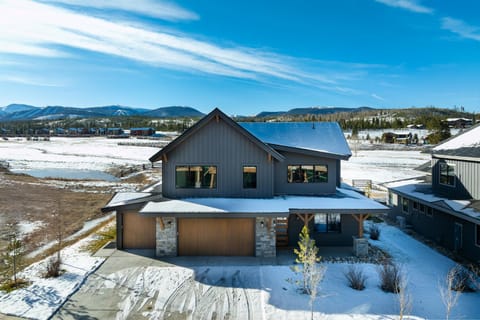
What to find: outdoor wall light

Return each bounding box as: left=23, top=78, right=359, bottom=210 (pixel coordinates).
left=260, top=220, right=264, bottom=227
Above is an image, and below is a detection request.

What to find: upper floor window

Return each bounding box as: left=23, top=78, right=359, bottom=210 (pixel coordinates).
left=314, top=213, right=341, bottom=233
left=176, top=165, right=217, bottom=189
left=439, top=162, right=455, bottom=187
left=243, top=166, right=257, bottom=189
left=287, top=165, right=328, bottom=183
left=401, top=197, right=409, bottom=214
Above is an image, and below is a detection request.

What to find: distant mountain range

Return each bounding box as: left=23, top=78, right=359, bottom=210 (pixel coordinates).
left=0, top=104, right=204, bottom=121
left=255, top=106, right=375, bottom=118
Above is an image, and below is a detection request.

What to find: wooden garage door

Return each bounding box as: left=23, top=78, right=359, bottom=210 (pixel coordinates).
left=122, top=212, right=156, bottom=249
left=178, top=218, right=254, bottom=256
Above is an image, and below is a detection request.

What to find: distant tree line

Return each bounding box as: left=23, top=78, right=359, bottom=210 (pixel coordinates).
left=0, top=116, right=199, bottom=135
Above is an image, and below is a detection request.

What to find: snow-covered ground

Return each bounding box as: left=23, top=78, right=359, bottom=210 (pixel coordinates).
left=0, top=232, right=105, bottom=319
left=341, top=150, right=430, bottom=185
left=2, top=222, right=478, bottom=319
left=0, top=137, right=160, bottom=171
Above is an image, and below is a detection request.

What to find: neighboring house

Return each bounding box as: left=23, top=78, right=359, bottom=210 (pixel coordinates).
left=387, top=123, right=480, bottom=262
left=107, top=127, right=124, bottom=136
left=103, top=108, right=388, bottom=257
left=130, top=127, right=156, bottom=136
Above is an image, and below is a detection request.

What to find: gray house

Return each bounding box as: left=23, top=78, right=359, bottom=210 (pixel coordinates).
left=387, top=123, right=480, bottom=262
left=103, top=108, right=387, bottom=257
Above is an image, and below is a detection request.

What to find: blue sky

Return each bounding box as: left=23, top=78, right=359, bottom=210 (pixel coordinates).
left=1, top=0, right=479, bottom=115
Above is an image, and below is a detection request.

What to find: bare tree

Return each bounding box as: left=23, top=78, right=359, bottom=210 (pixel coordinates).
left=292, top=226, right=320, bottom=294
left=439, top=265, right=462, bottom=320
left=396, top=273, right=412, bottom=320
left=309, top=259, right=326, bottom=320
left=45, top=208, right=63, bottom=278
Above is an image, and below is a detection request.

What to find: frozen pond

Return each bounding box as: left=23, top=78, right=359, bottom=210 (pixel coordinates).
left=11, top=168, right=120, bottom=181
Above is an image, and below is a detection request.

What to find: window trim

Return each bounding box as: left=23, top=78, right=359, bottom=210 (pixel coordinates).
left=401, top=197, right=409, bottom=214
left=242, top=165, right=257, bottom=189
left=314, top=213, right=341, bottom=233
left=175, top=165, right=217, bottom=189
left=287, top=164, right=328, bottom=183
left=439, top=161, right=456, bottom=187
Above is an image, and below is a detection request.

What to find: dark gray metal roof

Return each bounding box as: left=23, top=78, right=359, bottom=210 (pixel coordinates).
left=432, top=123, right=480, bottom=160
left=239, top=122, right=352, bottom=159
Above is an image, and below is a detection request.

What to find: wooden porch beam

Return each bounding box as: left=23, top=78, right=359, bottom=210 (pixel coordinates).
left=158, top=217, right=165, bottom=230
left=162, top=153, right=168, bottom=163
left=295, top=213, right=314, bottom=227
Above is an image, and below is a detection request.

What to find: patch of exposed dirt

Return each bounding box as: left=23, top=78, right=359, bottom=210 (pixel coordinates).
left=0, top=171, right=112, bottom=257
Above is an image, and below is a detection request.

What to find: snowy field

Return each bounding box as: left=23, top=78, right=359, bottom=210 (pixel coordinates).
left=341, top=150, right=430, bottom=185
left=0, top=137, right=430, bottom=186
left=0, top=137, right=160, bottom=172
left=1, top=222, right=479, bottom=319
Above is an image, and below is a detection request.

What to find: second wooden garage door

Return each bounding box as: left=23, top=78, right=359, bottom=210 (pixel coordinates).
left=178, top=218, right=254, bottom=256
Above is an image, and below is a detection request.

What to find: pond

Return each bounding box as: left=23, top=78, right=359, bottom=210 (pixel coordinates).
left=11, top=168, right=120, bottom=181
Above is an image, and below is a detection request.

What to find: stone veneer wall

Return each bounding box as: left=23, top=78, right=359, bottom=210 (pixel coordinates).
left=255, top=217, right=276, bottom=257
left=156, top=217, right=177, bottom=256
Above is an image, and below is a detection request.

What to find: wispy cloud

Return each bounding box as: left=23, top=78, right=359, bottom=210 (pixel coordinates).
left=41, top=0, right=199, bottom=21
left=375, top=0, right=433, bottom=14
left=371, top=93, right=386, bottom=101
left=0, top=74, right=63, bottom=87
left=441, top=17, right=480, bottom=41
left=0, top=0, right=376, bottom=96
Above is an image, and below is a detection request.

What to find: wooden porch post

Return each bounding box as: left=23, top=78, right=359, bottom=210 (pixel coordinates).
left=295, top=213, right=315, bottom=228
left=351, top=214, right=370, bottom=238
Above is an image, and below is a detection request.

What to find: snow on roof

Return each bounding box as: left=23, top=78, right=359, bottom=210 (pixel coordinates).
left=139, top=187, right=387, bottom=215
left=432, top=124, right=480, bottom=158
left=141, top=199, right=226, bottom=213
left=386, top=180, right=480, bottom=221
left=105, top=192, right=153, bottom=208
left=239, top=122, right=352, bottom=158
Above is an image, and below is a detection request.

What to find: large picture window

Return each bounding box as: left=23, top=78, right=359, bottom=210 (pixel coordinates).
left=439, top=162, right=455, bottom=186
left=243, top=166, right=257, bottom=189
left=175, top=165, right=217, bottom=189
left=314, top=213, right=341, bottom=233
left=287, top=165, right=328, bottom=183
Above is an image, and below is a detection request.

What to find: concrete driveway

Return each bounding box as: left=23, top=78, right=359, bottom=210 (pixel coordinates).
left=52, top=249, right=290, bottom=320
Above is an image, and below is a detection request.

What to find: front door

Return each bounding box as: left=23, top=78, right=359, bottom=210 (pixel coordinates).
left=454, top=222, right=463, bottom=252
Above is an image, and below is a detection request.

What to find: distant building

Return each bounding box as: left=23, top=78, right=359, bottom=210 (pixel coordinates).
left=130, top=127, right=155, bottom=136
left=446, top=118, right=472, bottom=128
left=382, top=132, right=412, bottom=145
left=107, top=128, right=124, bottom=136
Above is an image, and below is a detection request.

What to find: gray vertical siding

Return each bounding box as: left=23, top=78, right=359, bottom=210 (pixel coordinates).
left=432, top=157, right=480, bottom=199
left=163, top=117, right=274, bottom=198
left=288, top=214, right=357, bottom=246
left=273, top=150, right=338, bottom=195
left=388, top=191, right=480, bottom=262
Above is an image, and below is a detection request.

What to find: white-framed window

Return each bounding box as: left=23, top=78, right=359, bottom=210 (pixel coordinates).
left=439, top=161, right=456, bottom=187
left=388, top=192, right=398, bottom=207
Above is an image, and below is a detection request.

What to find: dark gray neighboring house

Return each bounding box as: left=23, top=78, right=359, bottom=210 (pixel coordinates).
left=103, top=108, right=388, bottom=257
left=387, top=123, right=480, bottom=262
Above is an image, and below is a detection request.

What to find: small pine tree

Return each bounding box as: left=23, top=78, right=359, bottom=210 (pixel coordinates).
left=2, top=231, right=25, bottom=285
